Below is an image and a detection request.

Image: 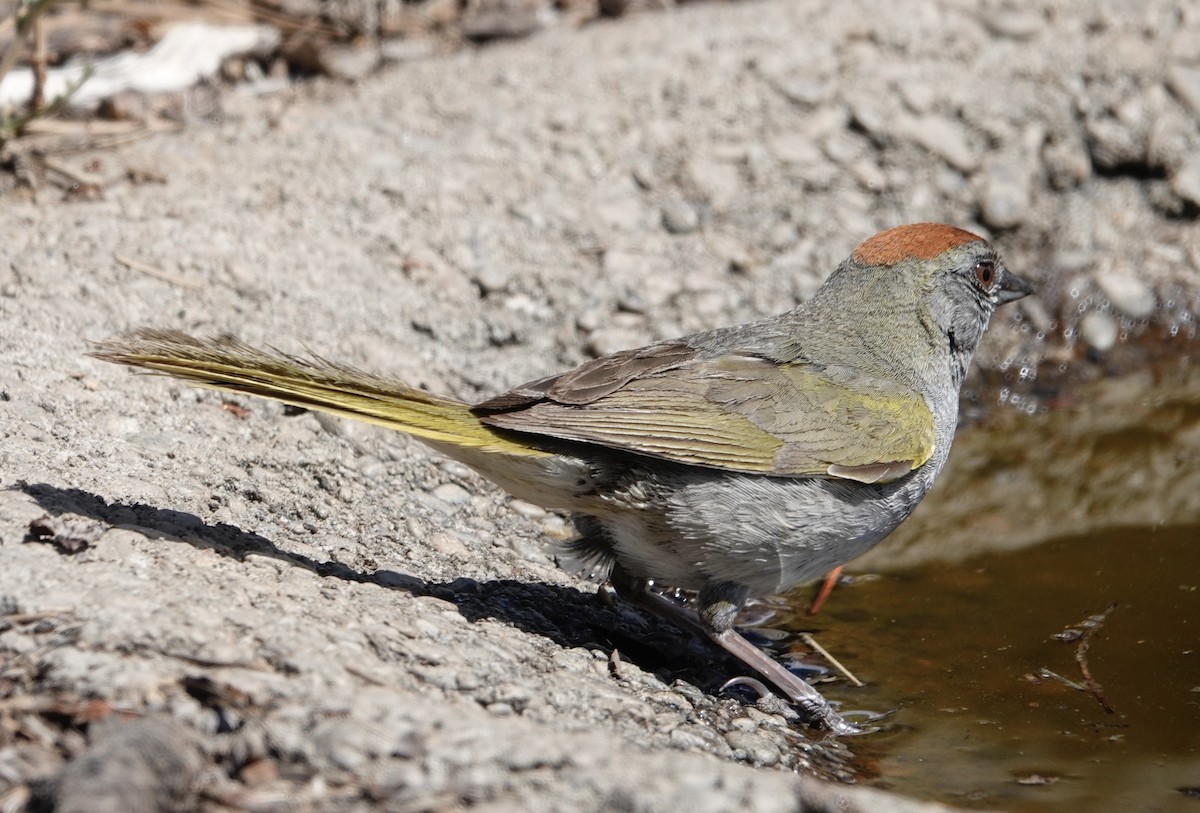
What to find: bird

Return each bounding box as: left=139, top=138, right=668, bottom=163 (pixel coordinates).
left=91, top=223, right=1033, bottom=734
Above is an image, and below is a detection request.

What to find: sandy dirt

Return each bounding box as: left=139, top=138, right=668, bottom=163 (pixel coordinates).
left=2, top=0, right=1198, bottom=810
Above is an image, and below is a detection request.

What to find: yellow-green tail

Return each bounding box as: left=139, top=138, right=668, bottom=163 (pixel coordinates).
left=90, top=329, right=549, bottom=458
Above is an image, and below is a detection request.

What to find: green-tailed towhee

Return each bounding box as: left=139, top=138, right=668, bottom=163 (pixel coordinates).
left=92, top=222, right=1032, bottom=734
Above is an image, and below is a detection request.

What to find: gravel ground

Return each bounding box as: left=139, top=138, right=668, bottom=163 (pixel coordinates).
left=1, top=0, right=1198, bottom=810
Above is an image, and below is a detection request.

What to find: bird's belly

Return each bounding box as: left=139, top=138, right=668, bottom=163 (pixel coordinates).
left=659, top=469, right=933, bottom=595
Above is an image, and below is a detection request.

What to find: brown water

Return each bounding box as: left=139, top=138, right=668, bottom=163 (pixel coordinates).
left=778, top=367, right=1200, bottom=812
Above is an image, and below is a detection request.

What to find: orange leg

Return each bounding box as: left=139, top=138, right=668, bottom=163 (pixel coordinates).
left=807, top=566, right=843, bottom=616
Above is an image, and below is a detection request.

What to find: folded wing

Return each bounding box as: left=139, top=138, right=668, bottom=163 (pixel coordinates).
left=475, top=344, right=935, bottom=483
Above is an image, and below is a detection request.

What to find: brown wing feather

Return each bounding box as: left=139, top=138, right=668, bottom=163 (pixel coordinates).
left=477, top=350, right=935, bottom=481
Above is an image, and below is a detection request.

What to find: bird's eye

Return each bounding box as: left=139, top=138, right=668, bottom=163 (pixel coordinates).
left=974, top=261, right=995, bottom=288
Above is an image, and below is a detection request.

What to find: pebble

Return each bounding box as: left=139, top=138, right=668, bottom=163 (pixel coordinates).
left=427, top=531, right=471, bottom=557
left=431, top=482, right=471, bottom=505
left=312, top=43, right=380, bottom=81
left=979, top=154, right=1032, bottom=229
left=775, top=77, right=828, bottom=106
left=471, top=263, right=511, bottom=294
left=687, top=157, right=741, bottom=210
left=705, top=232, right=753, bottom=272
left=379, top=38, right=436, bottom=63
left=1042, top=137, right=1092, bottom=189
left=724, top=730, right=781, bottom=767
left=1167, top=64, right=1200, bottom=122
left=314, top=411, right=352, bottom=437
left=596, top=181, right=648, bottom=231
left=765, top=221, right=798, bottom=250
left=311, top=717, right=393, bottom=772
left=1170, top=157, right=1200, bottom=206
left=1094, top=268, right=1156, bottom=319
left=850, top=159, right=887, bottom=190
left=768, top=133, right=822, bottom=166
left=897, top=81, right=936, bottom=114
left=460, top=0, right=546, bottom=40
left=1079, top=310, right=1118, bottom=352
left=661, top=197, right=700, bottom=234
left=668, top=726, right=713, bottom=752
left=982, top=7, right=1045, bottom=40
left=508, top=499, right=547, bottom=519
left=587, top=326, right=648, bottom=357
left=50, top=716, right=203, bottom=813
left=897, top=113, right=979, bottom=172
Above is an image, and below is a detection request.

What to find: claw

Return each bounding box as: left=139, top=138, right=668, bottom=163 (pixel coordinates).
left=720, top=676, right=773, bottom=699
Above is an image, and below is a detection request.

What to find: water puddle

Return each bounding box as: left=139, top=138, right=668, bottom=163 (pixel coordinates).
left=778, top=363, right=1200, bottom=811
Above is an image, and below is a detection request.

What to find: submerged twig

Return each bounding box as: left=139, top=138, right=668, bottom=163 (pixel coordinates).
left=1037, top=667, right=1086, bottom=692
left=1052, top=603, right=1118, bottom=714
left=1073, top=603, right=1117, bottom=714
left=798, top=631, right=864, bottom=687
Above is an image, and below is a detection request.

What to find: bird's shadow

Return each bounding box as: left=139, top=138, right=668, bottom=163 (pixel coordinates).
left=14, top=481, right=743, bottom=694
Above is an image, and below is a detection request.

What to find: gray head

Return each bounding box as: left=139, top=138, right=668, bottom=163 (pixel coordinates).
left=804, top=223, right=1034, bottom=388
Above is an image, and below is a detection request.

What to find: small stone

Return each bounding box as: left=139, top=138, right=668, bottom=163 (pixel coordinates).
left=314, top=411, right=352, bottom=438
left=850, top=159, right=887, bottom=190
left=765, top=221, right=798, bottom=250
left=460, top=0, right=547, bottom=40
left=982, top=8, right=1044, bottom=40
left=768, top=133, right=822, bottom=165
left=507, top=499, right=547, bottom=519
left=897, top=81, right=936, bottom=114
left=471, top=263, right=510, bottom=294
left=97, top=91, right=149, bottom=122
left=979, top=155, right=1032, bottom=229
left=661, top=197, right=700, bottom=234
left=52, top=717, right=203, bottom=813
left=587, top=326, right=648, bottom=357
left=776, top=77, right=828, bottom=106
left=427, top=531, right=471, bottom=557
left=1170, top=157, right=1200, bottom=206
left=668, top=726, right=711, bottom=751
left=311, top=718, right=392, bottom=772
left=724, top=730, right=781, bottom=767
left=432, top=483, right=471, bottom=505
left=380, top=38, right=436, bottom=62
left=1094, top=269, right=1156, bottom=319
left=1167, top=64, right=1200, bottom=122
left=238, top=758, right=279, bottom=787
left=898, top=114, right=979, bottom=172
left=849, top=99, right=892, bottom=143
left=1043, top=137, right=1092, bottom=189
left=596, top=186, right=648, bottom=231
left=687, top=157, right=741, bottom=211
left=705, top=232, right=753, bottom=273
left=1079, top=311, right=1118, bottom=352
left=319, top=44, right=380, bottom=80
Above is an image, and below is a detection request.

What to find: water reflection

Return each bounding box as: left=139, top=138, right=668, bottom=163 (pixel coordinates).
left=780, top=364, right=1200, bottom=812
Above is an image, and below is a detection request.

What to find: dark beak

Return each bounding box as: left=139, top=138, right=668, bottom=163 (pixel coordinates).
left=996, top=270, right=1034, bottom=305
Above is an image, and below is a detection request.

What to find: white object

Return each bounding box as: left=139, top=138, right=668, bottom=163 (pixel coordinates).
left=0, top=22, right=279, bottom=110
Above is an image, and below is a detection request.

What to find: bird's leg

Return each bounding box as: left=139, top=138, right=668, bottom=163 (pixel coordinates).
left=807, top=566, right=844, bottom=615
left=697, top=582, right=860, bottom=735
left=608, top=570, right=858, bottom=734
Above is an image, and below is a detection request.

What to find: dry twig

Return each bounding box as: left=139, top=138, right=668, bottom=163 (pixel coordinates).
left=114, top=252, right=205, bottom=290
left=798, top=631, right=864, bottom=687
